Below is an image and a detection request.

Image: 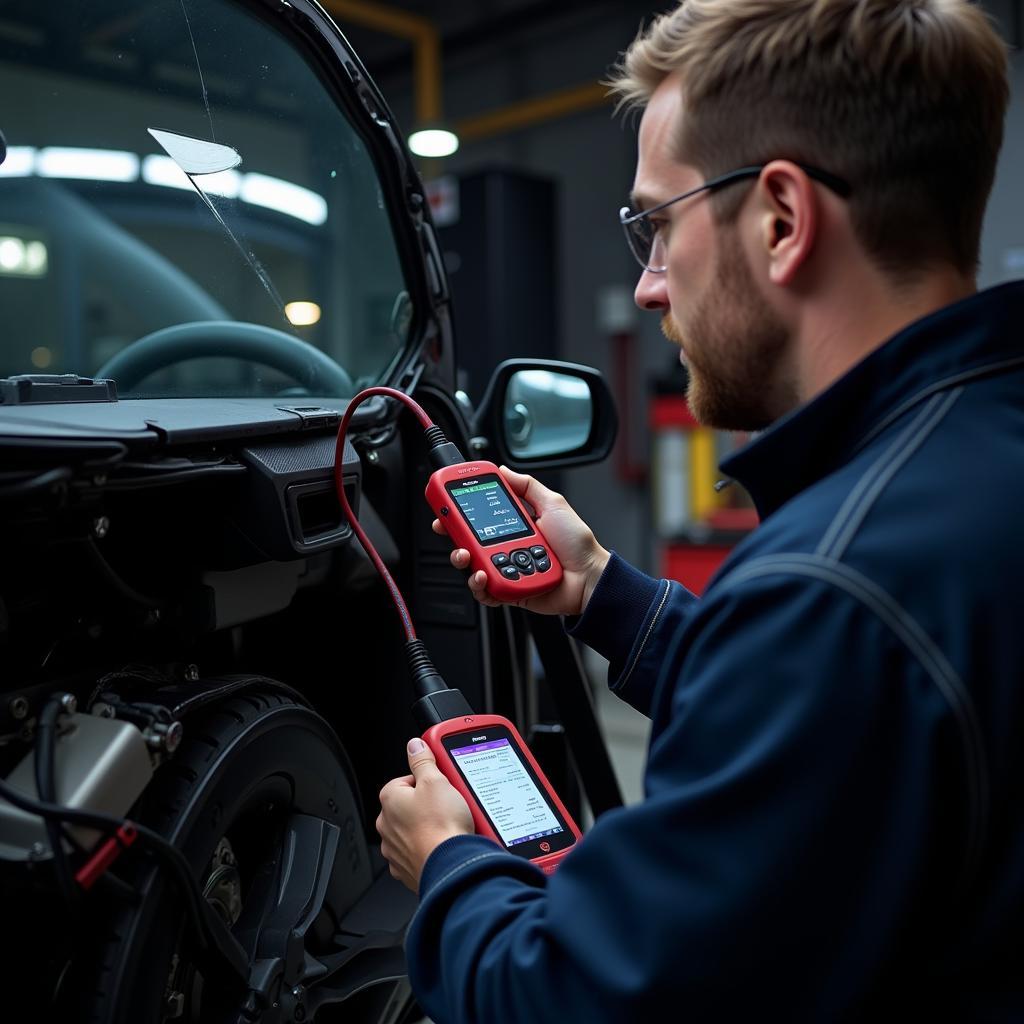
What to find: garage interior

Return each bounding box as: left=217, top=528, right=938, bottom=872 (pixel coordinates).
left=320, top=0, right=1024, bottom=801
left=1, top=0, right=1022, bottom=1018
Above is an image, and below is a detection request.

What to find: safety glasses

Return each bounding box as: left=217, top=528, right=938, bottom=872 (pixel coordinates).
left=619, top=163, right=852, bottom=273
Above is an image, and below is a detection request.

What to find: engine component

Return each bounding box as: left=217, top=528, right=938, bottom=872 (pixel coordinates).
left=0, top=711, right=152, bottom=860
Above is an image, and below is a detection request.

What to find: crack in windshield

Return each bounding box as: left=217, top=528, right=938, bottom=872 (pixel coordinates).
left=0, top=0, right=415, bottom=396
left=178, top=0, right=216, bottom=144
left=156, top=0, right=287, bottom=320
left=148, top=128, right=286, bottom=316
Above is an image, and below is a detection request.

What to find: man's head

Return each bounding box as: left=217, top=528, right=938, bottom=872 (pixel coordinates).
left=611, top=0, right=1009, bottom=429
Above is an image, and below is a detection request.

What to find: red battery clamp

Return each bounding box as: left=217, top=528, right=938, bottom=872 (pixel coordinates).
left=334, top=387, right=581, bottom=873
left=424, top=460, right=563, bottom=603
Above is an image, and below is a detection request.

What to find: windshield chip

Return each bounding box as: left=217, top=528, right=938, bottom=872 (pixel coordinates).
left=147, top=128, right=240, bottom=175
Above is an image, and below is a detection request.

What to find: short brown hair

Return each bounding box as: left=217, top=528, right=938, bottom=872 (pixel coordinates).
left=608, top=0, right=1009, bottom=277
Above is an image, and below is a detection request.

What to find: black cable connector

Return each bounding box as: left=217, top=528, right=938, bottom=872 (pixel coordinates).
left=423, top=425, right=466, bottom=470
left=405, top=638, right=449, bottom=699
left=405, top=639, right=474, bottom=729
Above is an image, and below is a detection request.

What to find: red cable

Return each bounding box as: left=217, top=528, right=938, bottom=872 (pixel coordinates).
left=75, top=823, right=138, bottom=891
left=333, top=387, right=435, bottom=643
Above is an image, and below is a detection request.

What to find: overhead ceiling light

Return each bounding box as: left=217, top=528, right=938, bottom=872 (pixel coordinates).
left=285, top=301, right=321, bottom=326
left=0, top=146, right=35, bottom=177
left=36, top=146, right=139, bottom=182
left=408, top=128, right=459, bottom=159
left=31, top=346, right=53, bottom=369
left=241, top=173, right=328, bottom=226
left=6, top=141, right=328, bottom=227
left=142, top=154, right=241, bottom=198
left=0, top=236, right=47, bottom=277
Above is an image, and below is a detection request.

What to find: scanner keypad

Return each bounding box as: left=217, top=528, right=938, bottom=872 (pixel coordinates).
left=494, top=546, right=551, bottom=581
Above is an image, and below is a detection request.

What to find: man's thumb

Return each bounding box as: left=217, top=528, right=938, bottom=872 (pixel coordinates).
left=407, top=737, right=438, bottom=778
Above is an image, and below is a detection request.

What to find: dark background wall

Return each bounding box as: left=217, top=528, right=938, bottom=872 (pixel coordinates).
left=341, top=0, right=1024, bottom=573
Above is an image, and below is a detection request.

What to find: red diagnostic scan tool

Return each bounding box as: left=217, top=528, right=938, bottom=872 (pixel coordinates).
left=334, top=389, right=582, bottom=874
left=425, top=460, right=563, bottom=603
left=423, top=714, right=582, bottom=873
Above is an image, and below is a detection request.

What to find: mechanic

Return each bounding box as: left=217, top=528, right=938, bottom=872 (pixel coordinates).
left=377, top=1, right=1024, bottom=1019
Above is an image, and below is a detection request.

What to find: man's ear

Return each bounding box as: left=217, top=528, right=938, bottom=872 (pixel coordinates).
left=756, top=161, right=819, bottom=287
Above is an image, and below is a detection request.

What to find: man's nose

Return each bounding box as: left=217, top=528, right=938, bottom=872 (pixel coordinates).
left=634, top=269, right=668, bottom=311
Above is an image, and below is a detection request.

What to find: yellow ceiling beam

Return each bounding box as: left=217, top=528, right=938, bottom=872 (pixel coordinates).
left=323, top=0, right=441, bottom=125
left=322, top=5, right=611, bottom=145
left=456, top=82, right=610, bottom=143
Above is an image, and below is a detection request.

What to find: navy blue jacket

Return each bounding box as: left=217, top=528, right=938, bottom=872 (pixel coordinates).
left=407, top=282, right=1024, bottom=1021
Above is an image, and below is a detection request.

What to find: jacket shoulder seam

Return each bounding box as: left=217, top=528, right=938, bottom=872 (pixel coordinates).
left=817, top=387, right=963, bottom=560
left=854, top=355, right=1024, bottom=454
left=713, top=552, right=988, bottom=889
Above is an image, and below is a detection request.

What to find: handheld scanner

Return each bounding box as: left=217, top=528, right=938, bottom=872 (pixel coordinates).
left=425, top=460, right=563, bottom=603
left=423, top=714, right=581, bottom=874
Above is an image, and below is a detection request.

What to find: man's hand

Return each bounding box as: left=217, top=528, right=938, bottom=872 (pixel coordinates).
left=376, top=738, right=475, bottom=892
left=433, top=466, right=610, bottom=616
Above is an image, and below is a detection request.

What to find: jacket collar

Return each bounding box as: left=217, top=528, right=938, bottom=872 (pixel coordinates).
left=720, top=280, right=1024, bottom=520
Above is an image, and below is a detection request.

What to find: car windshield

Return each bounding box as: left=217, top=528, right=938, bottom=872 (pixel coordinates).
left=0, top=0, right=413, bottom=398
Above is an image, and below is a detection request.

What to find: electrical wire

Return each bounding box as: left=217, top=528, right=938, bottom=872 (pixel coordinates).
left=333, top=386, right=434, bottom=643
left=0, top=466, right=73, bottom=502
left=34, top=695, right=79, bottom=913
left=0, top=774, right=245, bottom=985
left=0, top=386, right=448, bottom=990
left=98, top=462, right=247, bottom=490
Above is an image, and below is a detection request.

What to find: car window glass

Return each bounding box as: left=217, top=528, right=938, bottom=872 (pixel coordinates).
left=0, top=0, right=413, bottom=397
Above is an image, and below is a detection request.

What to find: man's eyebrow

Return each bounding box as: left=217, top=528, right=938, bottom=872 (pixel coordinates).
left=629, top=189, right=656, bottom=211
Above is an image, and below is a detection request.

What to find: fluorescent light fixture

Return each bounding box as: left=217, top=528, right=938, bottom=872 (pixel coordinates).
left=14, top=142, right=326, bottom=226
left=141, top=154, right=240, bottom=197
left=141, top=153, right=192, bottom=191
left=285, top=301, right=322, bottom=326
left=0, top=146, right=35, bottom=177
left=408, top=128, right=459, bottom=158
left=0, top=237, right=24, bottom=271
left=240, top=173, right=328, bottom=226
left=36, top=147, right=139, bottom=182
left=199, top=169, right=242, bottom=198
left=0, top=236, right=47, bottom=277
left=25, top=240, right=47, bottom=274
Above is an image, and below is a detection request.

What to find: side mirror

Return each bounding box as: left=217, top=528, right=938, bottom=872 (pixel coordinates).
left=474, top=359, right=618, bottom=471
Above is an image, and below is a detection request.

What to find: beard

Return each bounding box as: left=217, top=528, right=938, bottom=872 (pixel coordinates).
left=662, top=232, right=794, bottom=431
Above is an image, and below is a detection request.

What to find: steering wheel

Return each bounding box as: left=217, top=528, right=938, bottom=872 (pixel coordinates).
left=96, top=320, right=353, bottom=396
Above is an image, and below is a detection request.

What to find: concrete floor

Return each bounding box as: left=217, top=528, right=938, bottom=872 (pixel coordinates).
left=584, top=649, right=651, bottom=808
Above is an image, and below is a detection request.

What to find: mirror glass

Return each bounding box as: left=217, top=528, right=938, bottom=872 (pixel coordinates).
left=503, top=370, right=593, bottom=459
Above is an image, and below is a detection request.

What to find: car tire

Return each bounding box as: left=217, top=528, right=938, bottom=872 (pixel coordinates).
left=66, top=689, right=378, bottom=1024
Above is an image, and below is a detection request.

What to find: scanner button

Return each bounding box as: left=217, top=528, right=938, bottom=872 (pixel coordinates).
left=491, top=553, right=511, bottom=568
left=534, top=557, right=552, bottom=573
left=511, top=549, right=533, bottom=569
left=516, top=561, right=535, bottom=575
left=529, top=545, right=547, bottom=560
left=500, top=565, right=521, bottom=581
left=440, top=507, right=450, bottom=517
